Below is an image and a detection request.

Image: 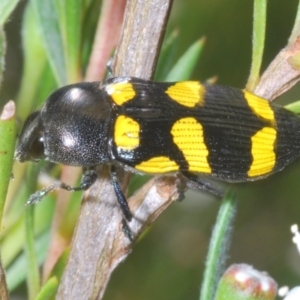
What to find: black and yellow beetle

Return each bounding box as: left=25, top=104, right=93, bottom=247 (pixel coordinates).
left=14, top=76, right=300, bottom=228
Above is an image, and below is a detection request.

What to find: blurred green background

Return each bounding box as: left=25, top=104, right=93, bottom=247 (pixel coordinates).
left=2, top=0, right=300, bottom=299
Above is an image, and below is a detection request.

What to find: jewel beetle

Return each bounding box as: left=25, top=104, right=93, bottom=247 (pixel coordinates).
left=15, top=76, right=300, bottom=229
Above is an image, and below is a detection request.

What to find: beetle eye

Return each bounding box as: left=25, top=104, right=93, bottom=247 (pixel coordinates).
left=15, top=111, right=45, bottom=162
left=28, top=136, right=45, bottom=161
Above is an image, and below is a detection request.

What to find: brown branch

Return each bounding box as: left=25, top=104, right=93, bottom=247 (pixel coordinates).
left=85, top=0, right=126, bottom=81
left=254, top=36, right=300, bottom=100
left=42, top=0, right=127, bottom=282
left=57, top=0, right=174, bottom=299
left=112, top=0, right=172, bottom=78
left=0, top=258, right=8, bottom=300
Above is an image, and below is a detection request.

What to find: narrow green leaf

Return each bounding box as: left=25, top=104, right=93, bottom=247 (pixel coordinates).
left=50, top=248, right=70, bottom=282
left=6, top=231, right=50, bottom=291
left=246, top=0, right=267, bottom=91
left=0, top=0, right=20, bottom=27
left=17, top=2, right=49, bottom=119
left=165, top=38, right=205, bottom=81
left=24, top=165, right=41, bottom=300
left=1, top=179, right=54, bottom=269
left=0, top=102, right=16, bottom=226
left=33, top=63, right=58, bottom=107
left=199, top=190, right=237, bottom=300
left=83, top=0, right=95, bottom=11
left=0, top=28, right=6, bottom=86
left=2, top=213, right=25, bottom=268
left=37, top=277, right=58, bottom=300
left=31, top=0, right=67, bottom=86
left=289, top=0, right=300, bottom=44
left=64, top=0, right=82, bottom=82
left=285, top=100, right=300, bottom=114
left=155, top=29, right=179, bottom=81
left=81, top=0, right=101, bottom=69
left=55, top=0, right=82, bottom=82
left=25, top=206, right=40, bottom=299
left=35, top=277, right=58, bottom=300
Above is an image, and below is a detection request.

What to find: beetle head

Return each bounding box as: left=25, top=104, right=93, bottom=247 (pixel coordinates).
left=15, top=111, right=45, bottom=162
left=15, top=82, right=112, bottom=166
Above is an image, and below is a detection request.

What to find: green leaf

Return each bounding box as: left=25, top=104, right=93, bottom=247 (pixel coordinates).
left=35, top=277, right=58, bottom=300
left=289, top=0, right=300, bottom=44
left=285, top=100, right=300, bottom=114
left=199, top=190, right=237, bottom=300
left=1, top=178, right=54, bottom=270
left=55, top=0, right=83, bottom=82
left=17, top=2, right=49, bottom=119
left=33, top=62, right=58, bottom=107
left=0, top=102, right=16, bottom=226
left=31, top=0, right=67, bottom=86
left=6, top=231, right=50, bottom=291
left=246, top=0, right=267, bottom=91
left=155, top=29, right=179, bottom=81
left=165, top=37, right=205, bottom=81
left=81, top=0, right=101, bottom=70
left=0, top=0, right=20, bottom=27
left=50, top=248, right=70, bottom=282
left=25, top=205, right=40, bottom=299
left=0, top=28, right=6, bottom=85
left=23, top=165, right=42, bottom=299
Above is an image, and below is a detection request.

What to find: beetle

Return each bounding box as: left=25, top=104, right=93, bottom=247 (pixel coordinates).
left=15, top=76, right=300, bottom=234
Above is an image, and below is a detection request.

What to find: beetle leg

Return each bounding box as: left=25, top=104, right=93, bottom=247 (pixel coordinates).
left=181, top=171, right=225, bottom=198
left=26, top=169, right=98, bottom=205
left=72, top=169, right=98, bottom=191
left=105, top=58, right=114, bottom=78
left=110, top=166, right=133, bottom=240
left=110, top=166, right=132, bottom=222
left=121, top=219, right=133, bottom=241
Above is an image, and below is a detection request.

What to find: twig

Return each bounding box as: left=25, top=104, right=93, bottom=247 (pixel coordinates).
left=57, top=0, right=173, bottom=299
left=254, top=37, right=300, bottom=100
left=43, top=0, right=127, bottom=282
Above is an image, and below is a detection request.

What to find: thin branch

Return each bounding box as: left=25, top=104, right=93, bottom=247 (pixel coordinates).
left=85, top=0, right=126, bottom=81
left=57, top=0, right=173, bottom=299
left=42, top=0, right=127, bottom=282
left=254, top=37, right=300, bottom=100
